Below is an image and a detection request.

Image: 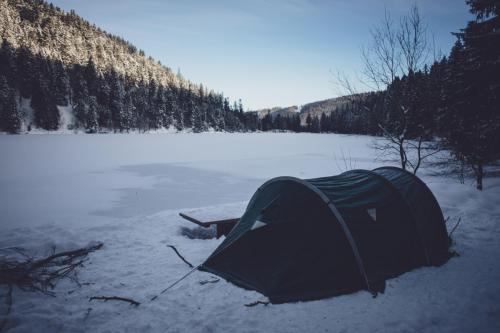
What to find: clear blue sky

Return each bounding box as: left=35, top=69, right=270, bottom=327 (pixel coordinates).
left=50, top=0, right=472, bottom=110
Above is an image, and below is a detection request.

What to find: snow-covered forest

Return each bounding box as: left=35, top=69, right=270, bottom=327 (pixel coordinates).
left=0, top=0, right=256, bottom=133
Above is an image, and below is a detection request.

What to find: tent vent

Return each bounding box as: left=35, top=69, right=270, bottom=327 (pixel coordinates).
left=367, top=208, right=377, bottom=222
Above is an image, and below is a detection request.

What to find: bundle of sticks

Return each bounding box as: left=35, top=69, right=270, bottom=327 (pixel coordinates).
left=0, top=243, right=103, bottom=295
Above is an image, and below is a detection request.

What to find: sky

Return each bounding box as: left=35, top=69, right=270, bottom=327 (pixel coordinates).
left=50, top=0, right=472, bottom=110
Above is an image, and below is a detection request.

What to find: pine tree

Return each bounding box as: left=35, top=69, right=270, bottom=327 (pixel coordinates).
left=305, top=113, right=312, bottom=132
left=109, top=70, right=125, bottom=131
left=147, top=79, right=159, bottom=129
left=71, top=68, right=89, bottom=128
left=122, top=90, right=135, bottom=131
left=16, top=46, right=35, bottom=99
left=311, top=116, right=320, bottom=133
left=0, top=75, right=22, bottom=134
left=466, top=0, right=500, bottom=19
left=0, top=40, right=16, bottom=86
left=320, top=112, right=329, bottom=132
left=261, top=112, right=272, bottom=131
left=84, top=57, right=99, bottom=97
left=50, top=60, right=69, bottom=106
left=154, top=85, right=167, bottom=129
left=440, top=2, right=500, bottom=190
left=170, top=86, right=183, bottom=131
left=164, top=86, right=176, bottom=129
left=31, top=71, right=60, bottom=130
left=85, top=96, right=99, bottom=133
left=97, top=77, right=111, bottom=128
left=73, top=97, right=87, bottom=129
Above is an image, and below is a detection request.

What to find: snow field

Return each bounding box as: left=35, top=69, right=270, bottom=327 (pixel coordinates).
left=0, top=133, right=499, bottom=332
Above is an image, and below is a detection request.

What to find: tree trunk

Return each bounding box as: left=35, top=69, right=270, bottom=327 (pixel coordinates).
left=399, top=141, right=406, bottom=170
left=476, top=162, right=483, bottom=191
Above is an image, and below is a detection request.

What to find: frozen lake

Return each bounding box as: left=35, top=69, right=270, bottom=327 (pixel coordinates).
left=0, top=132, right=379, bottom=229
left=1, top=133, right=499, bottom=333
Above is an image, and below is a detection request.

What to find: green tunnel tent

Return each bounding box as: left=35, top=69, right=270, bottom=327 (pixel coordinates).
left=199, top=167, right=452, bottom=303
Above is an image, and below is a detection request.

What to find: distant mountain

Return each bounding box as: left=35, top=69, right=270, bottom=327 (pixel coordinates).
left=246, top=92, right=383, bottom=134
left=250, top=94, right=368, bottom=126
left=254, top=106, right=299, bottom=119
left=299, top=94, right=368, bottom=125
left=0, top=0, right=251, bottom=133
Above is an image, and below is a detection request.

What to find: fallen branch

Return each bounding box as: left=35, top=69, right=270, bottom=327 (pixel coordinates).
left=167, top=245, right=194, bottom=268
left=244, top=300, right=270, bottom=307
left=0, top=243, right=102, bottom=330
left=89, top=295, right=140, bottom=306
left=0, top=242, right=103, bottom=294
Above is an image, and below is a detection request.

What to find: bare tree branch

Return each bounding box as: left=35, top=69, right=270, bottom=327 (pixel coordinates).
left=398, top=4, right=429, bottom=74
left=166, top=245, right=194, bottom=268
left=89, top=296, right=140, bottom=306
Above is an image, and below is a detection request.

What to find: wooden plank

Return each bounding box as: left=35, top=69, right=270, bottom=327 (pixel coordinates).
left=178, top=213, right=210, bottom=227
left=179, top=213, right=239, bottom=227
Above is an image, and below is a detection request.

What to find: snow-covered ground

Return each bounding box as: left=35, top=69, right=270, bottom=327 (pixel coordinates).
left=0, top=133, right=499, bottom=333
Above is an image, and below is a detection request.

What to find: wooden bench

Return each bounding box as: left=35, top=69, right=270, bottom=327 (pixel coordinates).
left=179, top=213, right=239, bottom=238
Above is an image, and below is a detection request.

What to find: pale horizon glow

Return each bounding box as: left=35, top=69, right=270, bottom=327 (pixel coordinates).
left=49, top=0, right=472, bottom=110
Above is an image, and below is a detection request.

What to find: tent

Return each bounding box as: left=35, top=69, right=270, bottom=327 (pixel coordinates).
left=200, top=167, right=452, bottom=303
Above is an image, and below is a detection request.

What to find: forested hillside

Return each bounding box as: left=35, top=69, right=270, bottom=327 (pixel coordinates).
left=0, top=0, right=256, bottom=133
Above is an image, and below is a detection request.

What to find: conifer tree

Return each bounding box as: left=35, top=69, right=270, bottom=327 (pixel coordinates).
left=16, top=46, right=35, bottom=99
left=440, top=1, right=500, bottom=190
left=84, top=57, right=99, bottom=97
left=0, top=40, right=16, bottom=86
left=31, top=71, right=60, bottom=130
left=50, top=60, right=69, bottom=106
left=86, top=96, right=99, bottom=133
left=0, top=75, right=22, bottom=134
left=73, top=97, right=87, bottom=129
left=109, top=70, right=125, bottom=131
left=122, top=90, right=135, bottom=131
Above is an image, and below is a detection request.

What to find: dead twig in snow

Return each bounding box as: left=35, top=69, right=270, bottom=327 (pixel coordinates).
left=0, top=242, right=103, bottom=295
left=0, top=243, right=103, bottom=329
left=166, top=245, right=194, bottom=268
left=89, top=296, right=140, bottom=306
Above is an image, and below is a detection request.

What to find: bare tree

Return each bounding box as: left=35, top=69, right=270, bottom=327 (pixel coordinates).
left=361, top=9, right=401, bottom=90
left=334, top=4, right=439, bottom=174
left=398, top=5, right=429, bottom=74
